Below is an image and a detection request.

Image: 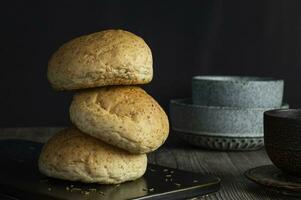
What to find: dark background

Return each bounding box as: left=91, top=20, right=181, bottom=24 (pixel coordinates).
left=1, top=0, right=301, bottom=127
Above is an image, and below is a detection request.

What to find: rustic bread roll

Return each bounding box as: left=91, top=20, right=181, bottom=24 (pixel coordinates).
left=70, top=86, right=169, bottom=154
left=38, top=128, right=147, bottom=184
left=47, top=29, right=153, bottom=90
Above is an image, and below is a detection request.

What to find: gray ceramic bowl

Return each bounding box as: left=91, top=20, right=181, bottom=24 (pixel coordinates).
left=264, top=109, right=301, bottom=176
left=192, top=76, right=284, bottom=108
left=170, top=98, right=289, bottom=138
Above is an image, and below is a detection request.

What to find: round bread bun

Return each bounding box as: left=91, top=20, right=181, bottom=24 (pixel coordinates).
left=47, top=29, right=153, bottom=90
left=38, top=128, right=147, bottom=184
left=69, top=86, right=169, bottom=154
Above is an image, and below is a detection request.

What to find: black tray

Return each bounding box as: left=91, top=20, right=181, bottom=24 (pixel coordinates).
left=0, top=140, right=220, bottom=200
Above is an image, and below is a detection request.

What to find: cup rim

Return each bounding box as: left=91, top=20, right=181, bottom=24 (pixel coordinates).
left=264, top=109, right=301, bottom=122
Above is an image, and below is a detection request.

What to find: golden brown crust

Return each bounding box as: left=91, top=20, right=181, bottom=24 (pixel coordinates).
left=47, top=29, right=153, bottom=90
left=69, top=86, right=169, bottom=153
left=38, top=128, right=147, bottom=184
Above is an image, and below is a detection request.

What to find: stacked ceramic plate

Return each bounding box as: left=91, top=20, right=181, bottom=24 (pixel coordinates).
left=170, top=76, right=287, bottom=151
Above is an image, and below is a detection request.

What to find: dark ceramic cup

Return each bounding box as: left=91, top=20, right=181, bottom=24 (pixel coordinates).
left=192, top=76, right=284, bottom=108
left=264, top=109, right=301, bottom=176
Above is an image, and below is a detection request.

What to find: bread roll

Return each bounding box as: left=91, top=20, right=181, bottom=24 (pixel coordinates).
left=70, top=86, right=169, bottom=154
left=47, top=29, right=153, bottom=90
left=38, top=128, right=147, bottom=184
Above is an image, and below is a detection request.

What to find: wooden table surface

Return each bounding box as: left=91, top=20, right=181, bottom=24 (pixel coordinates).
left=0, top=127, right=298, bottom=200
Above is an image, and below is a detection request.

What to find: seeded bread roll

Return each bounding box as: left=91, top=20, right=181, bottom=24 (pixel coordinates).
left=69, top=86, right=169, bottom=154
left=47, top=29, right=153, bottom=90
left=38, top=128, right=147, bottom=184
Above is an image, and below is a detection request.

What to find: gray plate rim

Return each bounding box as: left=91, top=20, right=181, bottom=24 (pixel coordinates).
left=172, top=128, right=263, bottom=138
left=192, top=75, right=284, bottom=83
left=170, top=98, right=289, bottom=111
left=175, top=131, right=264, bottom=139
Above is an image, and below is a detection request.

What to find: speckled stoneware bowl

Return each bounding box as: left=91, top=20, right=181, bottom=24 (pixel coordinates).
left=170, top=99, right=288, bottom=150
left=264, top=109, right=301, bottom=176
left=192, top=76, right=284, bottom=108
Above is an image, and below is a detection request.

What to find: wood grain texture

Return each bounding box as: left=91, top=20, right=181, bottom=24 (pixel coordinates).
left=0, top=128, right=299, bottom=200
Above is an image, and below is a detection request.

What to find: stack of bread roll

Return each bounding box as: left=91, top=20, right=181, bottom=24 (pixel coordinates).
left=39, top=30, right=169, bottom=184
